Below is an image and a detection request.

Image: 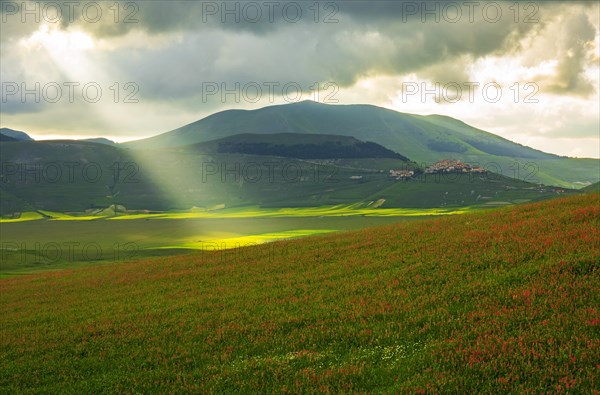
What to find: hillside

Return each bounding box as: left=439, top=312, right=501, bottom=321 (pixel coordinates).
left=80, top=137, right=116, bottom=145
left=0, top=134, right=18, bottom=142
left=0, top=140, right=575, bottom=214
left=125, top=101, right=599, bottom=188
left=1, top=193, right=598, bottom=393
left=0, top=141, right=148, bottom=214
left=582, top=181, right=600, bottom=192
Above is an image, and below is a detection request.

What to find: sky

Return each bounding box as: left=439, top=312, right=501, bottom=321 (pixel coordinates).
left=1, top=0, right=599, bottom=158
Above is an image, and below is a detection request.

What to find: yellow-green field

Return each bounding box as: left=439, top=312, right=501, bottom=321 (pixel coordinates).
left=0, top=213, right=434, bottom=276
left=0, top=205, right=473, bottom=276
left=0, top=204, right=473, bottom=223
left=156, top=229, right=337, bottom=250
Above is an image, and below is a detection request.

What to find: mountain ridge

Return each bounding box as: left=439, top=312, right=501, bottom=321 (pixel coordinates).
left=123, top=101, right=598, bottom=188
left=0, top=128, right=34, bottom=142
left=124, top=101, right=555, bottom=159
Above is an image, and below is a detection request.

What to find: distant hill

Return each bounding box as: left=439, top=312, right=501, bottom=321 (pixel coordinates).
left=0, top=128, right=33, bottom=141
left=80, top=137, right=116, bottom=145
left=0, top=134, right=18, bottom=142
left=125, top=101, right=599, bottom=188
left=186, top=133, right=409, bottom=160
left=582, top=181, right=600, bottom=192
left=0, top=139, right=577, bottom=214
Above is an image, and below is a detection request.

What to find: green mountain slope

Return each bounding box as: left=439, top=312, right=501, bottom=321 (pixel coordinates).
left=0, top=134, right=19, bottom=142
left=126, top=101, right=599, bottom=188
left=0, top=138, right=574, bottom=214
left=582, top=181, right=600, bottom=192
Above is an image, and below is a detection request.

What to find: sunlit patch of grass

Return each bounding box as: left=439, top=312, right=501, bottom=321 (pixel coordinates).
left=38, top=211, right=106, bottom=221
left=109, top=205, right=471, bottom=221
left=0, top=212, right=44, bottom=223
left=2, top=205, right=475, bottom=223
left=157, top=229, right=337, bottom=250
left=105, top=213, right=168, bottom=220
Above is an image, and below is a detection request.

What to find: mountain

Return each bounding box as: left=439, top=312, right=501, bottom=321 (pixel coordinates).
left=0, top=128, right=33, bottom=141
left=0, top=130, right=116, bottom=145
left=0, top=134, right=19, bottom=142
left=80, top=137, right=116, bottom=145
left=125, top=101, right=599, bottom=188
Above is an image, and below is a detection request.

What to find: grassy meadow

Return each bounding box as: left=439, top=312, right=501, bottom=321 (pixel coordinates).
left=0, top=193, right=598, bottom=393
left=0, top=208, right=438, bottom=276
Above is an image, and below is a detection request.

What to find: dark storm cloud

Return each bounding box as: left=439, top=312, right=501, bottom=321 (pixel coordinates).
left=78, top=1, right=550, bottom=100
left=2, top=0, right=592, bottom=36
left=91, top=1, right=551, bottom=103
left=1, top=0, right=598, bottom=102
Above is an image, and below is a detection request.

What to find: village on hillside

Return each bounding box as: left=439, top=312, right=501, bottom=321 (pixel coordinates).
left=424, top=159, right=486, bottom=174
left=389, top=159, right=486, bottom=180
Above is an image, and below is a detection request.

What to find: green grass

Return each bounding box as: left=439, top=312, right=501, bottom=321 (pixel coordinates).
left=157, top=229, right=337, bottom=250
left=0, top=215, right=424, bottom=276
left=108, top=205, right=471, bottom=220
left=1, top=204, right=470, bottom=223
left=0, top=211, right=45, bottom=223
left=1, top=194, right=598, bottom=392
left=38, top=211, right=107, bottom=221
left=0, top=204, right=468, bottom=276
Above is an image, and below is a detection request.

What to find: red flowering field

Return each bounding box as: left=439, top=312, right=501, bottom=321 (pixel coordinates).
left=1, top=193, right=599, bottom=393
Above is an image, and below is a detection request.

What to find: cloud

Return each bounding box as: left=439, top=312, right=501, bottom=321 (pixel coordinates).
left=418, top=57, right=473, bottom=86
left=76, top=6, right=549, bottom=102
left=3, top=1, right=597, bottom=96
left=541, top=12, right=597, bottom=96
